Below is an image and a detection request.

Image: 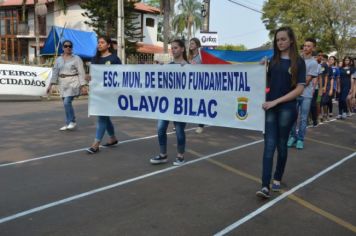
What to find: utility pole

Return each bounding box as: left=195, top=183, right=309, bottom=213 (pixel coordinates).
left=117, top=0, right=125, bottom=63
left=34, top=0, right=40, bottom=64
left=201, top=0, right=210, bottom=32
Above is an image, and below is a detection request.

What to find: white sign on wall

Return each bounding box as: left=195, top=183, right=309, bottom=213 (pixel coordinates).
left=199, top=32, right=218, bottom=47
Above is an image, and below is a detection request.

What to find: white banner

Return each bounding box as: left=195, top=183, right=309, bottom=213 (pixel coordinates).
left=89, top=64, right=266, bottom=132
left=0, top=64, right=52, bottom=96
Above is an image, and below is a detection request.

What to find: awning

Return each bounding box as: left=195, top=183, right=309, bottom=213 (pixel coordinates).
left=40, top=26, right=97, bottom=59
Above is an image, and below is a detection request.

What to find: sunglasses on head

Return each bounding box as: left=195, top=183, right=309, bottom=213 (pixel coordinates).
left=63, top=44, right=72, bottom=48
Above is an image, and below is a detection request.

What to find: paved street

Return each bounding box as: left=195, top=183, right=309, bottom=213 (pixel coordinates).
left=0, top=98, right=355, bottom=236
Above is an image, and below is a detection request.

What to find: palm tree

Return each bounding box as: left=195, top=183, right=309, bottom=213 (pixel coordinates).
left=160, top=0, right=175, bottom=53
left=172, top=0, right=201, bottom=42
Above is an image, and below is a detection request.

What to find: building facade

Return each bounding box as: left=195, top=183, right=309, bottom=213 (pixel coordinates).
left=0, top=0, right=164, bottom=64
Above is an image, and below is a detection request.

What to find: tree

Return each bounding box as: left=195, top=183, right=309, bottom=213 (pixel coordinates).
left=262, top=0, right=355, bottom=57
left=80, top=0, right=142, bottom=57
left=216, top=44, right=247, bottom=51
left=172, top=0, right=201, bottom=42
left=160, top=0, right=175, bottom=53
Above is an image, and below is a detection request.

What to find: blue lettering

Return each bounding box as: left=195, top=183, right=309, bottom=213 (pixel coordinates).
left=118, top=95, right=129, bottom=110
left=188, top=98, right=197, bottom=116
left=148, top=96, right=159, bottom=112
left=103, top=71, right=108, bottom=87
left=244, top=72, right=250, bottom=91
left=208, top=100, right=218, bottom=118
left=159, top=97, right=169, bottom=113
left=174, top=98, right=183, bottom=114
left=128, top=95, right=138, bottom=111
left=239, top=72, right=245, bottom=91
left=197, top=99, right=207, bottom=117
left=139, top=96, right=149, bottom=111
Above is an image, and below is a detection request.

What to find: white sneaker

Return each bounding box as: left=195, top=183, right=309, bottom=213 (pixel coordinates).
left=59, top=125, right=68, bottom=131
left=342, top=113, right=347, bottom=119
left=195, top=127, right=204, bottom=134
left=67, top=122, right=77, bottom=130
left=347, top=112, right=352, bottom=117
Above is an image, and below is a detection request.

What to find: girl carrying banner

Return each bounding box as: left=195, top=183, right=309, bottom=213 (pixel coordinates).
left=188, top=37, right=205, bottom=134
left=150, top=39, right=188, bottom=166
left=256, top=27, right=306, bottom=199
left=86, top=36, right=122, bottom=154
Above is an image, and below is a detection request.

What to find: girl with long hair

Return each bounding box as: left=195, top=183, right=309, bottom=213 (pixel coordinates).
left=188, top=37, right=205, bottom=133
left=150, top=39, right=188, bottom=166
left=86, top=36, right=122, bottom=154
left=256, top=27, right=306, bottom=199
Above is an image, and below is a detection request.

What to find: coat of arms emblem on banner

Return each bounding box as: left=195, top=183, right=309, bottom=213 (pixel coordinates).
left=236, top=97, right=248, bottom=120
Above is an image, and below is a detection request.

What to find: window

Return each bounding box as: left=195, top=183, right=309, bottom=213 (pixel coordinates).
left=0, top=8, right=25, bottom=63
left=145, top=18, right=154, bottom=27
left=38, top=16, right=46, bottom=36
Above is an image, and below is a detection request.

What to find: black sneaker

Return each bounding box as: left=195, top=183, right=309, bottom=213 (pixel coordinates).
left=86, top=146, right=99, bottom=154
left=173, top=156, right=185, bottom=166
left=256, top=187, right=270, bottom=199
left=150, top=155, right=168, bottom=164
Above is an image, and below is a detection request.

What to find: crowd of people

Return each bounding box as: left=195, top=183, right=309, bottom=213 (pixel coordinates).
left=46, top=26, right=355, bottom=200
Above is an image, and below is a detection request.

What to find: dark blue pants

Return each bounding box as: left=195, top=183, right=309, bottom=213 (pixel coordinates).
left=262, top=106, right=297, bottom=188
left=157, top=120, right=186, bottom=154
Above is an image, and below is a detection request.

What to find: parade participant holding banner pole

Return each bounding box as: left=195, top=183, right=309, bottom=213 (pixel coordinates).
left=86, top=36, right=122, bottom=154
left=47, top=40, right=86, bottom=131
left=256, top=27, right=306, bottom=199
left=188, top=37, right=205, bottom=134
left=150, top=39, right=188, bottom=166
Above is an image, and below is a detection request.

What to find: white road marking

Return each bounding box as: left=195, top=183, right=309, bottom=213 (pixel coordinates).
left=0, top=139, right=263, bottom=224
left=214, top=151, right=356, bottom=236
left=0, top=128, right=197, bottom=168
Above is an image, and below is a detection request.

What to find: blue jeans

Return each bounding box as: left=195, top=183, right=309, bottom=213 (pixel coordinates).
left=62, top=96, right=75, bottom=125
left=290, top=96, right=312, bottom=141
left=262, top=106, right=297, bottom=188
left=95, top=116, right=115, bottom=142
left=157, top=120, right=186, bottom=154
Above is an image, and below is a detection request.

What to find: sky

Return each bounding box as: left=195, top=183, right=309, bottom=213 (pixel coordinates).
left=207, top=0, right=270, bottom=49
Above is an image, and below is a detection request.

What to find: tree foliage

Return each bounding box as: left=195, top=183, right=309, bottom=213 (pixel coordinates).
left=262, top=0, right=355, bottom=57
left=80, top=0, right=143, bottom=56
left=216, top=44, right=247, bottom=51
left=172, top=0, right=201, bottom=41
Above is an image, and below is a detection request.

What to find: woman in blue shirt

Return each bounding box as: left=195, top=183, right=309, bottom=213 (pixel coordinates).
left=86, top=36, right=122, bottom=154
left=337, top=56, right=354, bottom=118
left=256, top=27, right=306, bottom=199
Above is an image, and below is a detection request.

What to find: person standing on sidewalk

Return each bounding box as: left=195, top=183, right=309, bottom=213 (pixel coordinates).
left=47, top=40, right=86, bottom=131
left=188, top=37, right=205, bottom=134
left=86, top=36, right=121, bottom=154
left=256, top=27, right=306, bottom=199
left=288, top=38, right=319, bottom=149
left=150, top=39, right=188, bottom=166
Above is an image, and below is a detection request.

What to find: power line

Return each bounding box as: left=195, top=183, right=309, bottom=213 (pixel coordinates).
left=226, top=0, right=263, bottom=14
left=240, top=0, right=263, bottom=8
